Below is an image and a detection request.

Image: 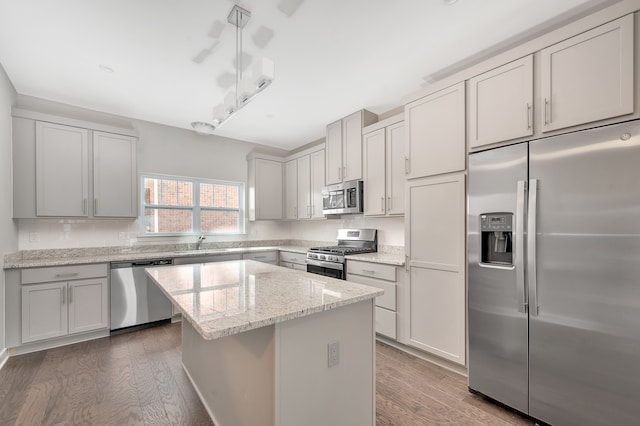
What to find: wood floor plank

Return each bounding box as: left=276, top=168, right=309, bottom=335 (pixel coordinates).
left=0, top=324, right=534, bottom=426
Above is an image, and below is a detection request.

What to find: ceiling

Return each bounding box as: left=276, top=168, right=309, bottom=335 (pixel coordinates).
left=0, top=0, right=617, bottom=150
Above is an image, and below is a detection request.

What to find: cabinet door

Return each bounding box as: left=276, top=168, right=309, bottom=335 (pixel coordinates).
left=405, top=173, right=466, bottom=365
left=468, top=55, right=533, bottom=148
left=36, top=122, right=89, bottom=216
left=310, top=150, right=325, bottom=219
left=363, top=129, right=386, bottom=216
left=22, top=282, right=68, bottom=343
left=93, top=131, right=137, bottom=217
left=285, top=159, right=298, bottom=220
left=255, top=159, right=283, bottom=220
left=68, top=278, right=109, bottom=334
left=342, top=111, right=364, bottom=181
left=386, top=122, right=405, bottom=215
left=405, top=82, right=465, bottom=179
left=325, top=120, right=343, bottom=185
left=541, top=15, right=634, bottom=133
left=297, top=155, right=311, bottom=219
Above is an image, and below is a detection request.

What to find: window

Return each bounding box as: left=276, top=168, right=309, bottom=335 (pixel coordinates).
left=141, top=174, right=244, bottom=235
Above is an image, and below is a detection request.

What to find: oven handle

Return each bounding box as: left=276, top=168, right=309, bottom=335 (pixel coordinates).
left=306, top=258, right=344, bottom=271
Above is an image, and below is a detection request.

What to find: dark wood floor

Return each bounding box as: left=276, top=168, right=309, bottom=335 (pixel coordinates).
left=0, top=323, right=533, bottom=425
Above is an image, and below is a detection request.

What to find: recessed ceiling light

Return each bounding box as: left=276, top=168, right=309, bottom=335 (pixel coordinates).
left=444, top=0, right=458, bottom=4
left=99, top=64, right=115, bottom=73
left=191, top=121, right=217, bottom=135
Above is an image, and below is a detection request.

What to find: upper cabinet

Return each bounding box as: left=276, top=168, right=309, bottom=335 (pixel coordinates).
left=325, top=109, right=377, bottom=185
left=468, top=56, right=533, bottom=149
left=363, top=116, right=405, bottom=216
left=248, top=157, right=283, bottom=221
left=93, top=131, right=137, bottom=217
left=284, top=159, right=298, bottom=220
left=14, top=114, right=138, bottom=219
left=35, top=122, right=89, bottom=217
left=405, top=82, right=466, bottom=180
left=540, top=14, right=634, bottom=133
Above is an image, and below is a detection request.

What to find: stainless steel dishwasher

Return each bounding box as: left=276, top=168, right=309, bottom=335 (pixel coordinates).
left=110, top=258, right=173, bottom=333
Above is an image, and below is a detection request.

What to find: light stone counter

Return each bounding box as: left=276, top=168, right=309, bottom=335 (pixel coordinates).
left=146, top=259, right=382, bottom=340
left=146, top=259, right=380, bottom=426
left=346, top=251, right=405, bottom=266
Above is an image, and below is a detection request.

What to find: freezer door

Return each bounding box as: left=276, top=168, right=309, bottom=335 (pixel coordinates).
left=468, top=143, right=529, bottom=413
left=528, top=120, right=640, bottom=425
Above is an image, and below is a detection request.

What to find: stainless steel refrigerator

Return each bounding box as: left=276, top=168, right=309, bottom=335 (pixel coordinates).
left=468, top=119, right=640, bottom=425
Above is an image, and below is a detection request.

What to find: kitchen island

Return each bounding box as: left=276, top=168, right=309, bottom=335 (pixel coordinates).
left=146, top=259, right=383, bottom=426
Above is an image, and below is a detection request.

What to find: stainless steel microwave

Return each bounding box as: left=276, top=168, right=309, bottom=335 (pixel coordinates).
left=322, top=180, right=363, bottom=215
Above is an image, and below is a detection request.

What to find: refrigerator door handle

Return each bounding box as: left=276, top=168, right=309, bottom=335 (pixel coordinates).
left=528, top=178, right=539, bottom=316
left=516, top=180, right=527, bottom=313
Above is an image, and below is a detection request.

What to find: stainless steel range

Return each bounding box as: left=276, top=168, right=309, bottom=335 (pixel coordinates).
left=306, top=229, right=377, bottom=279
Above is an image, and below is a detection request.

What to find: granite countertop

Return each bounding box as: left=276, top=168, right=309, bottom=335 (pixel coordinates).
left=346, top=251, right=405, bottom=266
left=146, top=259, right=383, bottom=340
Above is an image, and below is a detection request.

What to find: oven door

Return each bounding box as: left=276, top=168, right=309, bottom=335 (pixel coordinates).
left=306, top=258, right=345, bottom=280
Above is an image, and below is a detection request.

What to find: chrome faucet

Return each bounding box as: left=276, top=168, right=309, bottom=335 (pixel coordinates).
left=196, top=235, right=206, bottom=250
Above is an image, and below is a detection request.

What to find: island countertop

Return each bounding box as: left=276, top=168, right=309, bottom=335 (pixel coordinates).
left=145, top=259, right=383, bottom=340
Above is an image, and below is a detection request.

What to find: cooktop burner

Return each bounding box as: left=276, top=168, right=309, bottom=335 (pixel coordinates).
left=308, top=246, right=376, bottom=255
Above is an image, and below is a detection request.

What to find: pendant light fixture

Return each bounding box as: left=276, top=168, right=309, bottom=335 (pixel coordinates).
left=191, top=5, right=275, bottom=135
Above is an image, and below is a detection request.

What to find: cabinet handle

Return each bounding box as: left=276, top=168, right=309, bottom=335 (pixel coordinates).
left=337, top=167, right=341, bottom=180
left=54, top=272, right=79, bottom=278
left=69, top=286, right=73, bottom=303
left=380, top=197, right=384, bottom=212
left=526, top=103, right=532, bottom=129
left=544, top=98, right=550, bottom=125
left=343, top=166, right=346, bottom=179
left=388, top=196, right=392, bottom=212
left=362, top=269, right=375, bottom=275
left=62, top=287, right=66, bottom=305
left=83, top=198, right=87, bottom=214
left=94, top=198, right=98, bottom=215
left=404, top=157, right=410, bottom=175
left=405, top=255, right=410, bottom=272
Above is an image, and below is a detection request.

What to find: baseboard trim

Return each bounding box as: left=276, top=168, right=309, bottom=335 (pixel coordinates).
left=8, top=329, right=110, bottom=356
left=0, top=348, right=9, bottom=371
left=376, top=335, right=468, bottom=377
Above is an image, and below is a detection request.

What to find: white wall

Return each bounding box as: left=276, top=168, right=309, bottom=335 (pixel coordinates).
left=0, top=63, right=19, bottom=355
left=289, top=215, right=404, bottom=247
left=14, top=96, right=291, bottom=249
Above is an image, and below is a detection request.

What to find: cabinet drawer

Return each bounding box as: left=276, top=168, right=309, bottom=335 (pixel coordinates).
left=347, top=260, right=396, bottom=282
left=376, top=307, right=396, bottom=339
left=243, top=251, right=278, bottom=263
left=21, top=263, right=108, bottom=285
left=279, top=251, right=306, bottom=264
left=346, top=273, right=396, bottom=311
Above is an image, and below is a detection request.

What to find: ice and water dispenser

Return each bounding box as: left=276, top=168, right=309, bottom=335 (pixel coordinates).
left=480, top=213, right=513, bottom=266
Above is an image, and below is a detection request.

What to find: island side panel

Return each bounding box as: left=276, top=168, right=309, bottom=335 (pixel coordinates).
left=275, top=299, right=375, bottom=426
left=181, top=320, right=276, bottom=426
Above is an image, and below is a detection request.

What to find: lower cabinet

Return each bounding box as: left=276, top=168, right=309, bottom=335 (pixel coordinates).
left=346, top=260, right=401, bottom=339
left=243, top=251, right=278, bottom=265
left=405, top=173, right=466, bottom=365
left=279, top=250, right=307, bottom=271
left=21, top=264, right=109, bottom=344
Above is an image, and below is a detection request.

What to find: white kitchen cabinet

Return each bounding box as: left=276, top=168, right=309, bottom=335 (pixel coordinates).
left=285, top=159, right=298, bottom=220
left=93, top=131, right=137, bottom=217
left=21, top=264, right=109, bottom=344
left=35, top=121, right=89, bottom=217
left=248, top=157, right=283, bottom=221
left=404, top=173, right=466, bottom=365
left=541, top=14, right=634, bottom=133
left=347, top=260, right=402, bottom=339
left=14, top=114, right=138, bottom=219
left=279, top=250, right=307, bottom=271
left=405, top=82, right=465, bottom=179
left=242, top=251, right=278, bottom=265
left=468, top=55, right=534, bottom=149
left=296, top=155, right=311, bottom=219
left=325, top=110, right=377, bottom=185
left=363, top=117, right=405, bottom=216
left=288, top=148, right=325, bottom=220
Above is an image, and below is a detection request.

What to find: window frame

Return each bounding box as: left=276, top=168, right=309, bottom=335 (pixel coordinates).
left=140, top=173, right=245, bottom=236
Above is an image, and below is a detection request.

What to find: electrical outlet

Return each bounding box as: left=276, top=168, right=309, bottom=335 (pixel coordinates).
left=328, top=341, right=340, bottom=367
left=29, top=232, right=39, bottom=242
left=118, top=232, right=127, bottom=240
